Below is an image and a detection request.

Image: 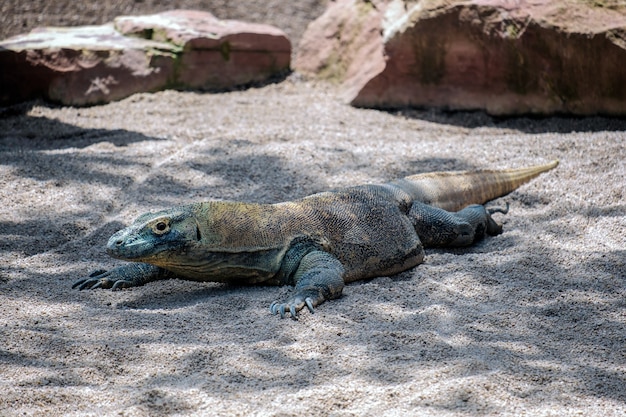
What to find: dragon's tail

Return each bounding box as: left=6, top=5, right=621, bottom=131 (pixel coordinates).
left=390, top=160, right=559, bottom=212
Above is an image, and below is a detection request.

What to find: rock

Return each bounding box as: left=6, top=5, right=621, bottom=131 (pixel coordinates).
left=0, top=10, right=291, bottom=106
left=295, top=0, right=626, bottom=115
left=295, top=0, right=386, bottom=102
left=0, top=24, right=176, bottom=106
left=114, top=10, right=292, bottom=90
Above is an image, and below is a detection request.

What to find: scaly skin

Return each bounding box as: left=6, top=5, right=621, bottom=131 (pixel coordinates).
left=74, top=160, right=558, bottom=319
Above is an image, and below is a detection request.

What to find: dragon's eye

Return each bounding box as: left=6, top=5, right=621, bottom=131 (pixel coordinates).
left=151, top=219, right=170, bottom=235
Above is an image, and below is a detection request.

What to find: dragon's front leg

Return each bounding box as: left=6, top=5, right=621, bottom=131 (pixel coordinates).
left=270, top=251, right=345, bottom=320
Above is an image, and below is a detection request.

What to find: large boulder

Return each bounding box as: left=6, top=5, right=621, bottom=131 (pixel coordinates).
left=114, top=10, right=292, bottom=90
left=0, top=24, right=176, bottom=106
left=295, top=0, right=626, bottom=115
left=0, top=10, right=291, bottom=106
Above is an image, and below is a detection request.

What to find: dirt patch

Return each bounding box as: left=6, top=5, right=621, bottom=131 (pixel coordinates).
left=1, top=79, right=625, bottom=416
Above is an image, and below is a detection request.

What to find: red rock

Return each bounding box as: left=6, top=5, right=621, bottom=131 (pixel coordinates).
left=0, top=24, right=176, bottom=106
left=295, top=0, right=385, bottom=101
left=115, top=10, right=292, bottom=90
left=295, top=0, right=626, bottom=115
left=0, top=10, right=291, bottom=106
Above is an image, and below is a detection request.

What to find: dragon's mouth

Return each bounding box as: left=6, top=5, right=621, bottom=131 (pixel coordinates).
left=105, top=228, right=182, bottom=261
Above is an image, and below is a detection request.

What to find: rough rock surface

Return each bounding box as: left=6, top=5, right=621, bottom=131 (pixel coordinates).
left=0, top=24, right=177, bottom=106
left=295, top=0, right=626, bottom=115
left=0, top=0, right=326, bottom=50
left=0, top=10, right=291, bottom=106
left=115, top=10, right=291, bottom=90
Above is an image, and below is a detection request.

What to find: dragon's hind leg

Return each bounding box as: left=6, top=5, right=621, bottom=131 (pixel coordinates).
left=408, top=201, right=506, bottom=247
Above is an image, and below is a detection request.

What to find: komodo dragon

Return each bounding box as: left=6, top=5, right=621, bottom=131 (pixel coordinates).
left=74, top=160, right=558, bottom=319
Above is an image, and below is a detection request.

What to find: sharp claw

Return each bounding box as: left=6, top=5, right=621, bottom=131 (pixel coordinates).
left=74, top=269, right=110, bottom=290
left=111, top=280, right=130, bottom=291
left=489, top=202, right=510, bottom=215
left=270, top=298, right=317, bottom=319
left=78, top=280, right=95, bottom=290
left=91, top=281, right=103, bottom=290
left=72, top=279, right=86, bottom=289
left=305, top=298, right=315, bottom=314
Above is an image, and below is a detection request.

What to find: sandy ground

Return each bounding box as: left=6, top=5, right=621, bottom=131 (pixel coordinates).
left=0, top=79, right=624, bottom=416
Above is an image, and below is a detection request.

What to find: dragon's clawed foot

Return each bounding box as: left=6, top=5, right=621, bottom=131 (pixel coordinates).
left=72, top=263, right=165, bottom=291
left=270, top=288, right=325, bottom=320
left=270, top=296, right=316, bottom=320
left=72, top=269, right=134, bottom=291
